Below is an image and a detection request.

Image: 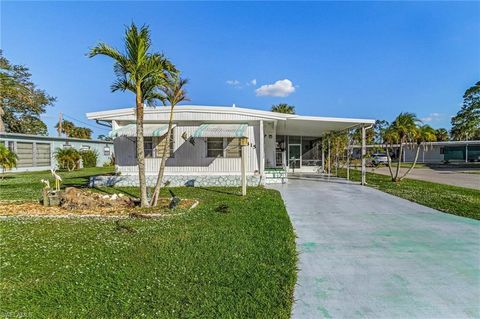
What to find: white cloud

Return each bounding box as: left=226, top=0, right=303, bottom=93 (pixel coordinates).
left=226, top=80, right=240, bottom=86
left=421, top=112, right=442, bottom=123
left=255, top=79, right=296, bottom=97
left=249, top=79, right=257, bottom=86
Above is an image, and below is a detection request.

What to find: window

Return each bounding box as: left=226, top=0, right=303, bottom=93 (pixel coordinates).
left=207, top=138, right=224, bottom=158
left=439, top=147, right=445, bottom=155
left=7, top=141, right=15, bottom=153
left=80, top=145, right=90, bottom=151
left=104, top=146, right=111, bottom=156
left=142, top=132, right=174, bottom=159
left=206, top=138, right=241, bottom=158
left=225, top=138, right=241, bottom=158
left=144, top=137, right=154, bottom=158
left=16, top=142, right=33, bottom=168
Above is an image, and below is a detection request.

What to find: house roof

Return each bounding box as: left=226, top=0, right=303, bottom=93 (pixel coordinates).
left=86, top=105, right=375, bottom=136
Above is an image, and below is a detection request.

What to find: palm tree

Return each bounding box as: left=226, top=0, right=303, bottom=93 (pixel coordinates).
left=435, top=128, right=449, bottom=142
left=89, top=23, right=176, bottom=207
left=271, top=103, right=295, bottom=114
left=398, top=124, right=437, bottom=180
left=383, top=112, right=421, bottom=181
left=150, top=77, right=189, bottom=206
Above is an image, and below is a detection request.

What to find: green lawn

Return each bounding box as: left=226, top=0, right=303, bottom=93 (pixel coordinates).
left=0, top=170, right=297, bottom=318
left=0, top=167, right=115, bottom=202
left=338, top=168, right=480, bottom=220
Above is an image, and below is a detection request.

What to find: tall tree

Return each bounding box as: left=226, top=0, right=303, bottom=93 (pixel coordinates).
left=451, top=81, right=480, bottom=140
left=271, top=103, right=295, bottom=114
left=0, top=50, right=55, bottom=135
left=150, top=77, right=189, bottom=206
left=89, top=23, right=176, bottom=207
left=55, top=120, right=92, bottom=139
left=435, top=128, right=449, bottom=142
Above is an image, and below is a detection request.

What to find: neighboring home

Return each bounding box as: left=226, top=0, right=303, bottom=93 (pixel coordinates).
left=352, top=141, right=480, bottom=163
left=0, top=133, right=114, bottom=172
left=87, top=105, right=374, bottom=186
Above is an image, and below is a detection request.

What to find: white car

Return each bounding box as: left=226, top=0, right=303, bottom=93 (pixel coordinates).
left=371, top=153, right=390, bottom=165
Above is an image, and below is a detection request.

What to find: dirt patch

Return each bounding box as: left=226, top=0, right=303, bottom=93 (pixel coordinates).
left=60, top=187, right=135, bottom=210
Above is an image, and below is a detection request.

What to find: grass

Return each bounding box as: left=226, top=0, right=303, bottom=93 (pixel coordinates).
left=0, top=169, right=297, bottom=318
left=338, top=168, right=480, bottom=220
left=0, top=167, right=114, bottom=202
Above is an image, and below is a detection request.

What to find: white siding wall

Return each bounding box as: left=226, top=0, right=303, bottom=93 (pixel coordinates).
left=115, top=124, right=260, bottom=175
left=404, top=146, right=444, bottom=163
left=264, top=121, right=276, bottom=167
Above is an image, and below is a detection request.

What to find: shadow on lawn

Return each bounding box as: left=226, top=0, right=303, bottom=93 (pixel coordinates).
left=197, top=187, right=242, bottom=197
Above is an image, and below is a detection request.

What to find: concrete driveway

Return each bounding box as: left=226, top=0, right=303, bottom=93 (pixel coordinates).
left=367, top=166, right=479, bottom=189
left=269, top=176, right=480, bottom=319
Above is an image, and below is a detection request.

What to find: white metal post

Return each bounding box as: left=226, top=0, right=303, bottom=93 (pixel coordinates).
left=321, top=138, right=325, bottom=174
left=361, top=126, right=366, bottom=186
left=259, top=120, right=265, bottom=176
left=241, top=139, right=248, bottom=196
left=327, top=138, right=331, bottom=176
left=465, top=144, right=468, bottom=163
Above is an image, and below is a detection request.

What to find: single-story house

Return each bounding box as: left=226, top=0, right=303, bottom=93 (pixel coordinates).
left=0, top=132, right=114, bottom=172
left=87, top=105, right=375, bottom=186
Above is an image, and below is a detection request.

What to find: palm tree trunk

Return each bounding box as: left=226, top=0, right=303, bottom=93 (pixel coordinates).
left=135, top=86, right=149, bottom=207
left=385, top=144, right=394, bottom=180
left=150, top=104, right=175, bottom=206
left=399, top=144, right=420, bottom=181
left=394, top=142, right=403, bottom=181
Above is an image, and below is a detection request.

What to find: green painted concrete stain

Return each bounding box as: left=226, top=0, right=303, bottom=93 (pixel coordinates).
left=300, top=242, right=318, bottom=253
left=317, top=306, right=332, bottom=318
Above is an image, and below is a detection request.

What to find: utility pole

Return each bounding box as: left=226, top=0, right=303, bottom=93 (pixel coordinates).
left=57, top=112, right=63, bottom=137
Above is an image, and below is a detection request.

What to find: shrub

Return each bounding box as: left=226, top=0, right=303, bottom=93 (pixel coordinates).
left=0, top=144, right=17, bottom=175
left=55, top=148, right=81, bottom=171
left=80, top=149, right=98, bottom=168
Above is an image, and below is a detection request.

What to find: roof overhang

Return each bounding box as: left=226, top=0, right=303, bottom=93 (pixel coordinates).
left=86, top=105, right=375, bottom=136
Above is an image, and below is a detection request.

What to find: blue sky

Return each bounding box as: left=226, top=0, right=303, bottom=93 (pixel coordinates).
left=1, top=1, right=479, bottom=137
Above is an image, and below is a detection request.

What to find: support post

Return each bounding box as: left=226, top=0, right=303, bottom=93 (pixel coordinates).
left=361, top=126, right=366, bottom=186
left=327, top=138, right=331, bottom=176
left=321, top=138, right=325, bottom=174
left=259, top=120, right=265, bottom=176
left=465, top=144, right=468, bottom=163
left=240, top=137, right=248, bottom=196
left=346, top=131, right=351, bottom=181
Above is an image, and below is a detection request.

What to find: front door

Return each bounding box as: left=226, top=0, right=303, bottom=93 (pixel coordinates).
left=288, top=144, right=301, bottom=169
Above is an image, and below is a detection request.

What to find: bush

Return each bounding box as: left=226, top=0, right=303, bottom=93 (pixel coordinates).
left=55, top=148, right=81, bottom=171
left=80, top=149, right=98, bottom=168
left=0, top=144, right=17, bottom=175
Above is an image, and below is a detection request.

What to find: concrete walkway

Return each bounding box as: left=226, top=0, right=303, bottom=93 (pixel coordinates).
left=269, top=176, right=480, bottom=319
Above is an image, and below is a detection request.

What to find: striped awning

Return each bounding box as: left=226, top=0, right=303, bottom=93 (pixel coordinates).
left=109, top=124, right=175, bottom=138
left=192, top=124, right=248, bottom=138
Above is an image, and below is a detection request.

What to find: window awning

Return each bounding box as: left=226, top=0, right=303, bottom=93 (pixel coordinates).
left=192, top=124, right=248, bottom=138
left=109, top=124, right=175, bottom=138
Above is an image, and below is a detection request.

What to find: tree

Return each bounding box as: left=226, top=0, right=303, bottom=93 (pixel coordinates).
left=435, top=128, right=449, bottom=142
left=383, top=112, right=420, bottom=182
left=271, top=103, right=295, bottom=114
left=55, top=120, right=92, bottom=139
left=0, top=50, right=55, bottom=135
left=451, top=81, right=480, bottom=140
left=0, top=144, right=17, bottom=176
left=89, top=23, right=176, bottom=207
left=150, top=77, right=189, bottom=206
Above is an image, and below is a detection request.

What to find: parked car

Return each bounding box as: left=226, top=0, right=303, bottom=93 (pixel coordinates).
left=371, top=153, right=390, bottom=166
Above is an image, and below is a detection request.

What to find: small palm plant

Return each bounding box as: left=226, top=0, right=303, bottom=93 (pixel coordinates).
left=54, top=148, right=81, bottom=171
left=0, top=144, right=17, bottom=177
left=150, top=76, right=189, bottom=206
left=89, top=23, right=176, bottom=207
